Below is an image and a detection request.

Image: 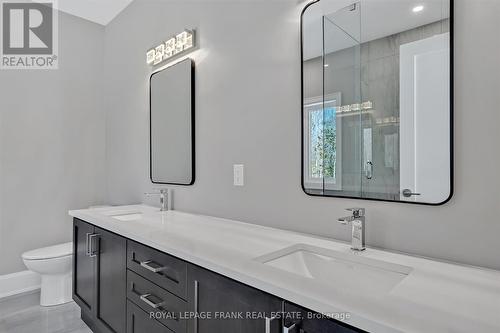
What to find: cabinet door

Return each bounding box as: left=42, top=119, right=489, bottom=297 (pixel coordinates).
left=283, top=302, right=366, bottom=333
left=187, top=265, right=282, bottom=333
left=127, top=301, right=173, bottom=333
left=94, top=227, right=127, bottom=333
left=73, top=219, right=95, bottom=313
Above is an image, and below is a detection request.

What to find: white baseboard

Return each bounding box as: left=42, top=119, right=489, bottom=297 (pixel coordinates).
left=0, top=270, right=41, bottom=299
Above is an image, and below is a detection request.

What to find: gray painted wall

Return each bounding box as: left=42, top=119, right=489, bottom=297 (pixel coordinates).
left=0, top=13, right=106, bottom=274
left=103, top=0, right=498, bottom=271
left=3, top=0, right=495, bottom=277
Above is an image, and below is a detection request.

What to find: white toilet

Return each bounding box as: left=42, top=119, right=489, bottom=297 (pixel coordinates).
left=22, top=242, right=73, bottom=306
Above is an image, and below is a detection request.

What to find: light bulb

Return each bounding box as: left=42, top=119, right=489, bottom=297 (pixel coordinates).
left=412, top=5, right=424, bottom=13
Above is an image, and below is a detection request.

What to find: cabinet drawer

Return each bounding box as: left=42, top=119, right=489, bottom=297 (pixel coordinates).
left=127, top=240, right=187, bottom=299
left=284, top=302, right=366, bottom=333
left=127, top=300, right=173, bottom=333
left=127, top=270, right=187, bottom=333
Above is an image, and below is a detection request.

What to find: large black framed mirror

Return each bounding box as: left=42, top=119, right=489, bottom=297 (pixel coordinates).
left=150, top=58, right=195, bottom=185
left=301, top=0, right=453, bottom=205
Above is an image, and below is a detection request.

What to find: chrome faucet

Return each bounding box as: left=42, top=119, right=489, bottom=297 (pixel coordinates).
left=338, top=208, right=366, bottom=251
left=145, top=189, right=170, bottom=211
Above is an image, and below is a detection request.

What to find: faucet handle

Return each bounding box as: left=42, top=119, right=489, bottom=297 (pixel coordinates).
left=347, top=208, right=365, bottom=217
left=338, top=218, right=349, bottom=225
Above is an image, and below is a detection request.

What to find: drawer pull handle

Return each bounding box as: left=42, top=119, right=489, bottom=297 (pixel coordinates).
left=140, top=260, right=166, bottom=273
left=140, top=293, right=164, bottom=309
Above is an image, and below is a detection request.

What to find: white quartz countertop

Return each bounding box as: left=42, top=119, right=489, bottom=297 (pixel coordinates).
left=69, top=205, right=500, bottom=333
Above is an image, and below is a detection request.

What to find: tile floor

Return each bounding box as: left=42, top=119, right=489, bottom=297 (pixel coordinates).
left=0, top=291, right=92, bottom=333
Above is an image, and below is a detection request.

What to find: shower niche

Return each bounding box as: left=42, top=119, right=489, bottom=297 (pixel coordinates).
left=301, top=0, right=452, bottom=205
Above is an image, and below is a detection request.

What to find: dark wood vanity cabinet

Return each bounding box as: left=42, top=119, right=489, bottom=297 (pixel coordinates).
left=73, top=219, right=95, bottom=313
left=127, top=300, right=173, bottom=333
left=186, top=265, right=282, bottom=332
left=73, top=219, right=127, bottom=333
left=127, top=240, right=187, bottom=299
left=283, top=302, right=366, bottom=333
left=73, top=219, right=365, bottom=333
left=95, top=227, right=127, bottom=332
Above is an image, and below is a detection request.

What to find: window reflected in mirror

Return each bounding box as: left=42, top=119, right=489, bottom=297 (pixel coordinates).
left=304, top=95, right=341, bottom=191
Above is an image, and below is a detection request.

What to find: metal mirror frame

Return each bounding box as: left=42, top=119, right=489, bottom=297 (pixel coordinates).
left=300, top=0, right=454, bottom=206
left=149, top=58, right=196, bottom=186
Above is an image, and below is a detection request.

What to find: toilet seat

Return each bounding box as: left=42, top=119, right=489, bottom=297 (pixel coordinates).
left=22, top=242, right=72, bottom=260
left=22, top=242, right=73, bottom=306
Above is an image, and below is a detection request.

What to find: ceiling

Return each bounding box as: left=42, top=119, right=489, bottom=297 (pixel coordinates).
left=36, top=0, right=134, bottom=25
left=303, top=0, right=450, bottom=60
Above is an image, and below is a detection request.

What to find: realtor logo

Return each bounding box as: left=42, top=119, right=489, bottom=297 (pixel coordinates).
left=1, top=0, right=58, bottom=69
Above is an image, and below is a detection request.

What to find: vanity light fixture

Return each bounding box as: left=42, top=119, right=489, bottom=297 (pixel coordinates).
left=337, top=101, right=373, bottom=114
left=412, top=5, right=424, bottom=13
left=146, top=29, right=195, bottom=66
left=375, top=116, right=399, bottom=125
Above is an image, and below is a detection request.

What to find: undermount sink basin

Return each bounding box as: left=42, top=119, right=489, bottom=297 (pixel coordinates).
left=254, top=244, right=412, bottom=293
left=102, top=210, right=144, bottom=221
left=111, top=213, right=143, bottom=221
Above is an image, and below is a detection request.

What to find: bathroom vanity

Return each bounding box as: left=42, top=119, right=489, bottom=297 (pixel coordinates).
left=69, top=205, right=500, bottom=333
left=71, top=208, right=361, bottom=333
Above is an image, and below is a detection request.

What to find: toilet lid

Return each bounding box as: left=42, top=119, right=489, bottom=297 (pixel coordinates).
left=22, top=242, right=73, bottom=260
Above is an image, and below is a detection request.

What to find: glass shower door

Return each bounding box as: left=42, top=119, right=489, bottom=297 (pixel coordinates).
left=320, top=3, right=362, bottom=197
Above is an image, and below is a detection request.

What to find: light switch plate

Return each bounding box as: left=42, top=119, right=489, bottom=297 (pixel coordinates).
left=233, top=164, right=244, bottom=186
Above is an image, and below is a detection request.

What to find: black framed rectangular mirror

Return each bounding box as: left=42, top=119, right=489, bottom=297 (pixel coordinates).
left=301, top=0, right=453, bottom=205
left=150, top=58, right=195, bottom=185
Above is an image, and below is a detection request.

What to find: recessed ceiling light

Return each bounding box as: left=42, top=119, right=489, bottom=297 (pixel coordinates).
left=324, top=64, right=329, bottom=67
left=412, top=5, right=424, bottom=13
